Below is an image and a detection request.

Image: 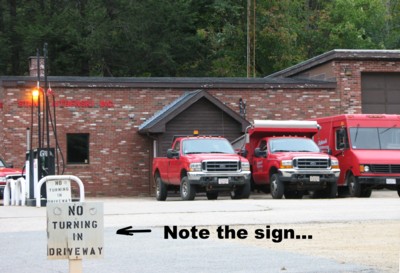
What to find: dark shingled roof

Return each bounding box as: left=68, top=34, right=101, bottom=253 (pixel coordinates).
left=0, top=76, right=335, bottom=89
left=138, top=90, right=250, bottom=134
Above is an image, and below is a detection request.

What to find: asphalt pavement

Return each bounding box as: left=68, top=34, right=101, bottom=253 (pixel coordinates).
left=1, top=190, right=399, bottom=273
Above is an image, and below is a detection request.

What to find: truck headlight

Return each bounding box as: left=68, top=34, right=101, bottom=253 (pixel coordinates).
left=360, top=165, right=370, bottom=173
left=241, top=162, right=250, bottom=171
left=331, top=159, right=340, bottom=169
left=189, top=163, right=202, bottom=172
left=280, top=160, right=293, bottom=169
left=0, top=177, right=6, bottom=183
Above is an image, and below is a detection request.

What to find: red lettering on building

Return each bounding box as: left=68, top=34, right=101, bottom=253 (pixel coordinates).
left=100, top=100, right=114, bottom=108
left=16, top=99, right=112, bottom=108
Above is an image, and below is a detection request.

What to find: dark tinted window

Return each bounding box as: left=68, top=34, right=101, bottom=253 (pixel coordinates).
left=67, top=133, right=89, bottom=164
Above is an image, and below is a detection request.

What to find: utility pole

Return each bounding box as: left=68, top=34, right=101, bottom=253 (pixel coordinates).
left=246, top=0, right=256, bottom=78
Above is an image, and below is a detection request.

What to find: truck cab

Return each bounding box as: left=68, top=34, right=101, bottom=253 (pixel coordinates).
left=238, top=120, right=340, bottom=199
left=315, top=114, right=400, bottom=197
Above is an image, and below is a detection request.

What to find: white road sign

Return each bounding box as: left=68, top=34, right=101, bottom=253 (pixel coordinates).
left=46, top=180, right=72, bottom=203
left=47, top=202, right=104, bottom=260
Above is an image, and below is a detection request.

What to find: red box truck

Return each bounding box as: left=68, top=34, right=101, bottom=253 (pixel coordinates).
left=314, top=114, right=400, bottom=197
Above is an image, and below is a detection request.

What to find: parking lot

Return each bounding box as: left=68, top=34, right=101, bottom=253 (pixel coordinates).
left=1, top=190, right=399, bottom=273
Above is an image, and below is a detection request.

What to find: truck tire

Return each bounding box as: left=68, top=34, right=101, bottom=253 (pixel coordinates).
left=329, top=182, right=338, bottom=198
left=348, top=175, right=371, bottom=198
left=180, top=176, right=196, bottom=201
left=155, top=174, right=167, bottom=201
left=398, top=188, right=400, bottom=197
left=270, top=174, right=284, bottom=199
left=348, top=174, right=361, bottom=197
left=230, top=180, right=251, bottom=199
left=206, top=191, right=218, bottom=200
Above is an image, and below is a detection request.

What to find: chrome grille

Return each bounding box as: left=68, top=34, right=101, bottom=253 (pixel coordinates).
left=370, top=165, right=400, bottom=173
left=203, top=161, right=240, bottom=172
left=294, top=158, right=329, bottom=169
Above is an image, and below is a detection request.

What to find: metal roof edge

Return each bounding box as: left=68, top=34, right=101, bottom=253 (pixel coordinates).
left=266, top=49, right=400, bottom=78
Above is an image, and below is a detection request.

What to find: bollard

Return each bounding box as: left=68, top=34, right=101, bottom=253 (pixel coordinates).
left=3, top=180, right=11, bottom=206
left=3, top=178, right=27, bottom=206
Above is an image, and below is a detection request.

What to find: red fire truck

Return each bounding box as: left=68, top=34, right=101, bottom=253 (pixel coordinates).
left=314, top=114, right=400, bottom=197
left=234, top=120, right=340, bottom=199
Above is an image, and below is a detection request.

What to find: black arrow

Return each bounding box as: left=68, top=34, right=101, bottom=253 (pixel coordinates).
left=116, top=226, right=152, bottom=236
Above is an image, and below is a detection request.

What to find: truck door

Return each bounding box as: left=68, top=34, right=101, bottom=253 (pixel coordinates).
left=252, top=140, right=269, bottom=183
left=168, top=140, right=182, bottom=184
left=334, top=127, right=351, bottom=184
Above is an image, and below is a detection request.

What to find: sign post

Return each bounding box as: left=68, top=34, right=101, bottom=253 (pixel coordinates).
left=47, top=202, right=104, bottom=273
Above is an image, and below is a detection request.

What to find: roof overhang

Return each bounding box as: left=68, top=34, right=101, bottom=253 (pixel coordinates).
left=266, top=49, right=400, bottom=78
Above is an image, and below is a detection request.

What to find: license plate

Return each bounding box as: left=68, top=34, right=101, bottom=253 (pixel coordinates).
left=386, top=178, right=396, bottom=185
left=310, top=176, right=320, bottom=182
left=218, top=178, right=229, bottom=184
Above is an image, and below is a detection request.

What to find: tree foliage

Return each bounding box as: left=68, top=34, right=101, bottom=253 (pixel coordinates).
left=0, top=0, right=399, bottom=77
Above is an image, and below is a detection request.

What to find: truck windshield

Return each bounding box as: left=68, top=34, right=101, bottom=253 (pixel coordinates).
left=183, top=139, right=235, bottom=154
left=0, top=159, right=5, bottom=167
left=349, top=127, right=400, bottom=150
left=270, top=138, right=320, bottom=153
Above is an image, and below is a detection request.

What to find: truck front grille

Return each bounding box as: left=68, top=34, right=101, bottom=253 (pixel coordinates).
left=294, top=158, right=329, bottom=169
left=203, top=161, right=240, bottom=172
left=370, top=164, right=400, bottom=173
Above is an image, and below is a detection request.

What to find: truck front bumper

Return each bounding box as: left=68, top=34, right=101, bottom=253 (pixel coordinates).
left=279, top=168, right=340, bottom=183
left=358, top=176, right=400, bottom=187
left=187, top=171, right=251, bottom=186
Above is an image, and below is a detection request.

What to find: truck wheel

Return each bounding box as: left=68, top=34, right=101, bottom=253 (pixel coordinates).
left=327, top=182, right=338, bottom=198
left=180, top=176, right=196, bottom=201
left=231, top=180, right=251, bottom=199
left=348, top=174, right=361, bottom=197
left=270, top=174, right=284, bottom=199
left=155, top=174, right=167, bottom=201
left=360, top=186, right=372, bottom=198
left=398, top=188, right=400, bottom=197
left=206, top=191, right=218, bottom=200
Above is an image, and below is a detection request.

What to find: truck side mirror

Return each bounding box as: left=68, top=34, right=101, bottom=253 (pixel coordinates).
left=167, top=149, right=179, bottom=159
left=338, top=128, right=346, bottom=138
left=254, top=148, right=267, bottom=158
left=240, top=149, right=248, bottom=158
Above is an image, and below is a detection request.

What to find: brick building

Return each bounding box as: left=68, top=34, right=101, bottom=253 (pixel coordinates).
left=1, top=49, right=399, bottom=196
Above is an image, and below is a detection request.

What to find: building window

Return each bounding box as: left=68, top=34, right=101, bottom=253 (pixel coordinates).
left=67, top=133, right=89, bottom=164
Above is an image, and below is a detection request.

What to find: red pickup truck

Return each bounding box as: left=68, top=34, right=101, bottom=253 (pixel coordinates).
left=234, top=120, right=340, bottom=199
left=152, top=136, right=251, bottom=201
left=0, top=156, right=24, bottom=198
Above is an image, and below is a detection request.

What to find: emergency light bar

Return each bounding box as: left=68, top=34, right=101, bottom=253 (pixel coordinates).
left=252, top=120, right=320, bottom=129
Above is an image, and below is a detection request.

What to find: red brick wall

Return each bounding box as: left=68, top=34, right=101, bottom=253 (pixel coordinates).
left=0, top=85, right=341, bottom=197
left=334, top=60, right=400, bottom=114
left=1, top=58, right=400, bottom=197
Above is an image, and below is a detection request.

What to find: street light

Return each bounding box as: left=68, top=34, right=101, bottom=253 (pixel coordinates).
left=32, top=88, right=39, bottom=100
